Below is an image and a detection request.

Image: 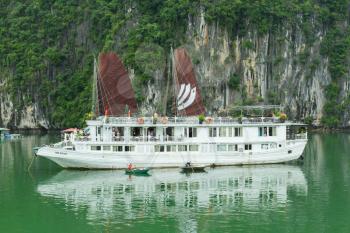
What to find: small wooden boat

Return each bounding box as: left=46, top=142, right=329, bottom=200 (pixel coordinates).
left=181, top=165, right=206, bottom=173
left=125, top=167, right=150, bottom=175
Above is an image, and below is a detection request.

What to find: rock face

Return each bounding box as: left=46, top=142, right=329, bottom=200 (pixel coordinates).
left=135, top=13, right=332, bottom=124
left=0, top=9, right=347, bottom=129
left=181, top=13, right=331, bottom=123
left=0, top=91, right=49, bottom=129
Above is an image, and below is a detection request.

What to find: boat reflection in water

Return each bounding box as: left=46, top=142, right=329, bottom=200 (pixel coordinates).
left=37, top=165, right=307, bottom=224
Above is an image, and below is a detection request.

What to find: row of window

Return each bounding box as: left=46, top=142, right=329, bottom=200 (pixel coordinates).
left=155, top=145, right=199, bottom=152
left=155, top=143, right=277, bottom=153
left=261, top=143, right=278, bottom=150
left=217, top=144, right=239, bottom=152
left=209, top=127, right=242, bottom=137
left=99, top=126, right=279, bottom=138
left=90, top=143, right=281, bottom=152
left=218, top=143, right=281, bottom=152
left=258, top=127, right=276, bottom=137
left=100, top=126, right=279, bottom=138
left=91, top=145, right=135, bottom=152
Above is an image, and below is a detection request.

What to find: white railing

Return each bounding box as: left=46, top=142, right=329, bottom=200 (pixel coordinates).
left=75, top=136, right=91, bottom=142
left=112, top=136, right=125, bottom=142
left=129, top=136, right=159, bottom=142
left=74, top=135, right=187, bottom=143
left=102, top=116, right=285, bottom=125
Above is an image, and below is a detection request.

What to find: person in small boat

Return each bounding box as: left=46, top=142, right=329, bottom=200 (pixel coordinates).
left=185, top=162, right=191, bottom=167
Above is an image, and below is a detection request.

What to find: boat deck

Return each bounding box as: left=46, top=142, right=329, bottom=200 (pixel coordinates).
left=88, top=116, right=305, bottom=126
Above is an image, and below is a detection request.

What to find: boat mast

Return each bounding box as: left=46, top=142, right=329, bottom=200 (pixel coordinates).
left=91, top=57, right=99, bottom=117
left=171, top=46, right=179, bottom=117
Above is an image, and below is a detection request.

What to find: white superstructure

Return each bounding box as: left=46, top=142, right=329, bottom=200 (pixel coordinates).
left=37, top=116, right=307, bottom=169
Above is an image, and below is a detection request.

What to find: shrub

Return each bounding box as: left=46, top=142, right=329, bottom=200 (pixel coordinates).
left=304, top=116, right=314, bottom=125
left=198, top=114, right=205, bottom=123
left=228, top=74, right=240, bottom=90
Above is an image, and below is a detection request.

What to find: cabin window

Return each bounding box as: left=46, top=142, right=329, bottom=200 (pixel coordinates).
left=217, top=144, right=227, bottom=152
left=112, top=127, right=124, bottom=137
left=166, top=145, right=176, bottom=152
left=178, top=145, right=188, bottom=152
left=259, top=127, right=276, bottom=136
left=131, top=127, right=143, bottom=137
left=190, top=128, right=197, bottom=137
left=228, top=144, right=238, bottom=151
left=146, top=127, right=156, bottom=137
left=228, top=128, right=233, bottom=137
left=125, top=145, right=135, bottom=152
left=113, top=146, right=123, bottom=152
left=209, top=127, right=217, bottom=137
left=164, top=127, right=174, bottom=138
left=270, top=143, right=277, bottom=149
left=259, top=127, right=265, bottom=136
left=185, top=127, right=197, bottom=138
left=103, top=146, right=111, bottom=151
left=189, top=145, right=199, bottom=151
left=234, top=127, right=242, bottom=137
left=91, top=145, right=101, bottom=151
left=155, top=145, right=165, bottom=152
left=228, top=127, right=242, bottom=137
left=219, top=127, right=227, bottom=137
left=261, top=144, right=269, bottom=150
left=155, top=145, right=160, bottom=152
left=244, top=144, right=252, bottom=150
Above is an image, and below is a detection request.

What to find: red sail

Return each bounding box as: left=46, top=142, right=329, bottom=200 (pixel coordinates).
left=97, top=52, right=137, bottom=116
left=174, top=48, right=205, bottom=116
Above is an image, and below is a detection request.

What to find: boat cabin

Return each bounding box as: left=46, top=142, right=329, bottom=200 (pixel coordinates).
left=69, top=116, right=307, bottom=155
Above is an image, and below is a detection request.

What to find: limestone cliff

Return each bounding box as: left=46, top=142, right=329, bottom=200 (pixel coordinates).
left=132, top=12, right=335, bottom=126
left=1, top=1, right=349, bottom=129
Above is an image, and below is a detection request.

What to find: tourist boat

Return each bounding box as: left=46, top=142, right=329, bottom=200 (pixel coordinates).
left=0, top=128, right=10, bottom=140
left=0, top=128, right=21, bottom=140
left=36, top=49, right=308, bottom=169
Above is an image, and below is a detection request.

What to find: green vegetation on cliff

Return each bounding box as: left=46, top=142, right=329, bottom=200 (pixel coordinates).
left=0, top=0, right=349, bottom=128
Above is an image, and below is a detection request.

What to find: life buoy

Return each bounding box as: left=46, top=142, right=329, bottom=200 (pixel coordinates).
left=205, top=117, right=213, bottom=124
left=160, top=116, right=168, bottom=124
left=137, top=117, right=144, bottom=124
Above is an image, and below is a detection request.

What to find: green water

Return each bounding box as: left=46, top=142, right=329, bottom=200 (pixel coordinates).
left=0, top=133, right=350, bottom=233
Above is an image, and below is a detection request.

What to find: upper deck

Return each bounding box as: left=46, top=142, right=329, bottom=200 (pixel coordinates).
left=86, top=116, right=305, bottom=127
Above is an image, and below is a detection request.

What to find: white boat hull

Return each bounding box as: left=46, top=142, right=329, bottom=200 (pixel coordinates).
left=37, top=140, right=307, bottom=169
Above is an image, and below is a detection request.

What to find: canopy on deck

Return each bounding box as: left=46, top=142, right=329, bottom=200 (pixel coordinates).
left=61, top=128, right=79, bottom=133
